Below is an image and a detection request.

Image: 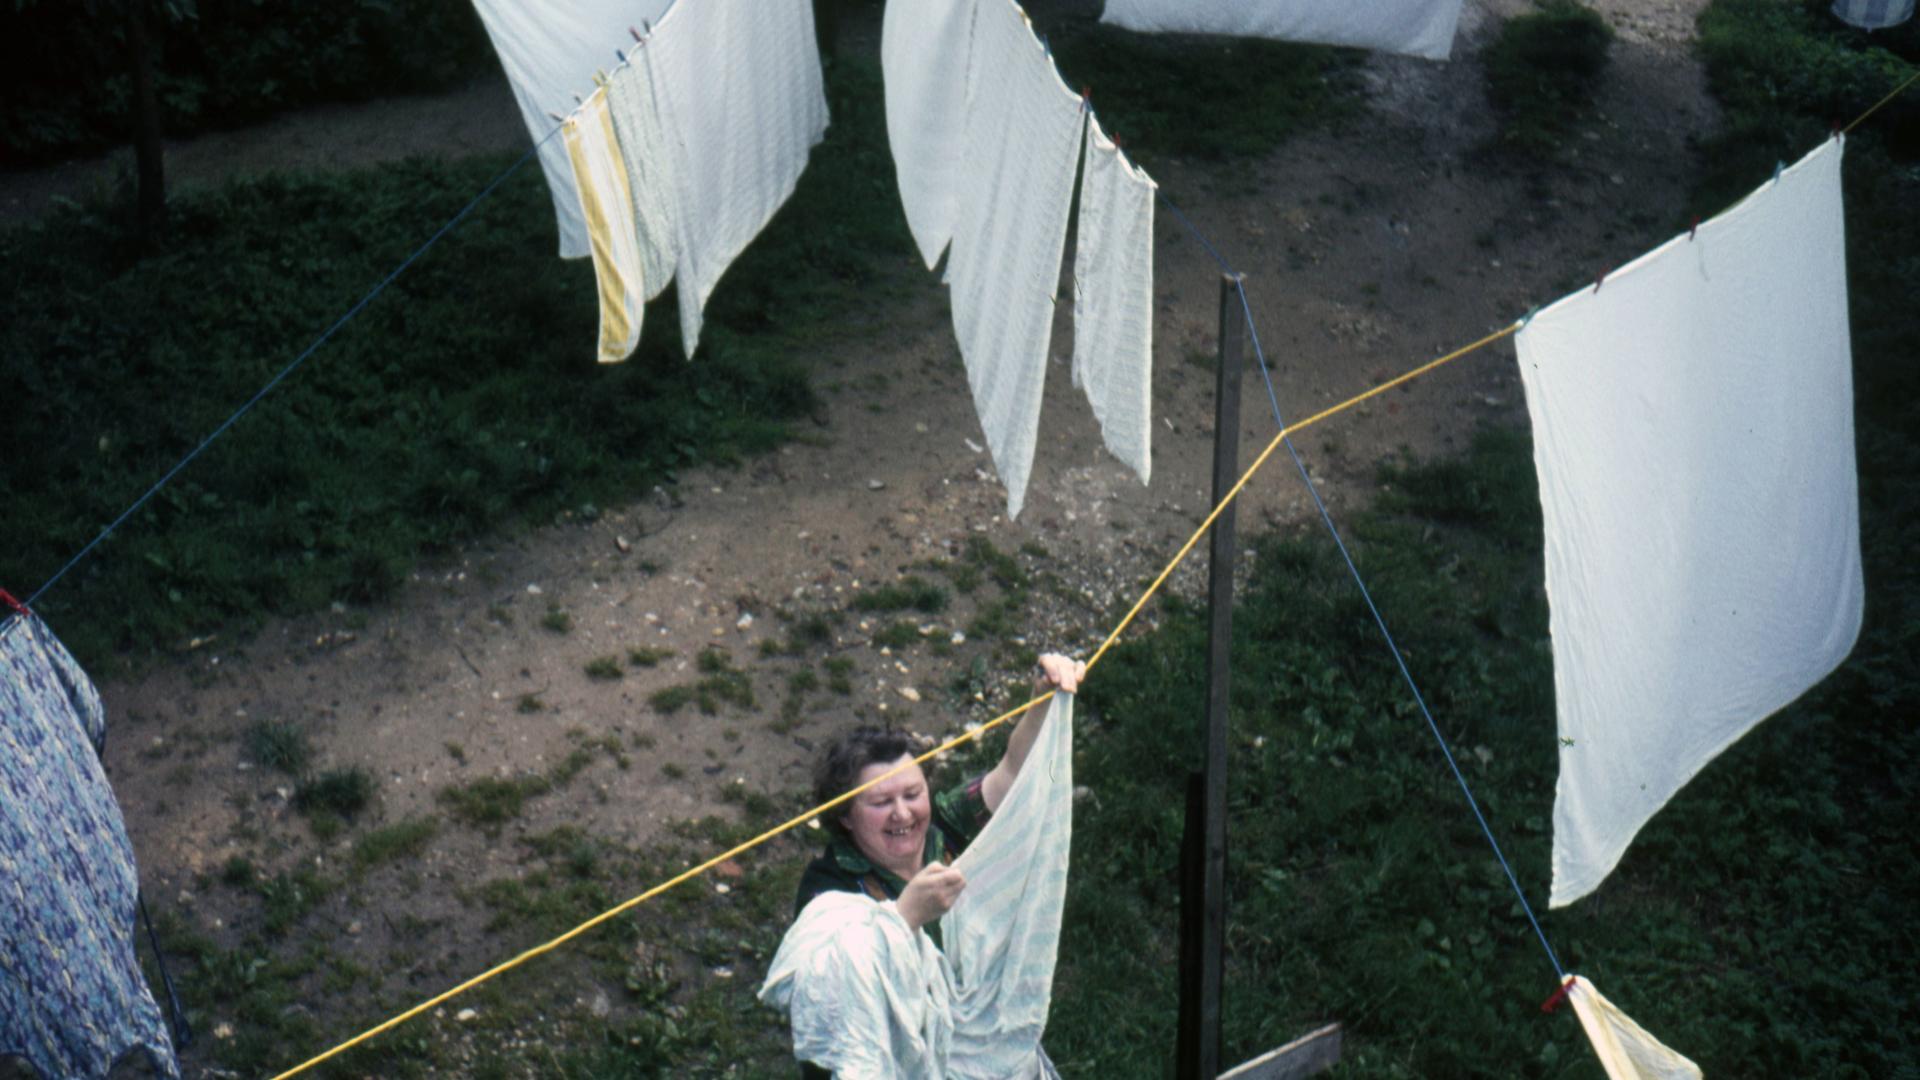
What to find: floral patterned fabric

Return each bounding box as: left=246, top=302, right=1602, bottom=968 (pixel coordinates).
left=1, top=612, right=178, bottom=1079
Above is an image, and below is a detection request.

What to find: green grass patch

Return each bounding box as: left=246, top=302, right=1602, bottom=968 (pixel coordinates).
left=871, top=620, right=920, bottom=649
left=244, top=718, right=311, bottom=775
left=823, top=656, right=857, bottom=696
left=1, top=58, right=911, bottom=670
left=292, top=766, right=374, bottom=819
left=851, top=576, right=948, bottom=614
left=1483, top=0, right=1616, bottom=158
left=583, top=654, right=623, bottom=680
left=628, top=645, right=674, bottom=667
left=352, top=816, right=440, bottom=870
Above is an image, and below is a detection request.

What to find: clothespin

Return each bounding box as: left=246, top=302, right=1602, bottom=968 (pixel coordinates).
left=1687, top=216, right=1700, bottom=241
left=1772, top=160, right=1785, bottom=183
left=1518, top=304, right=1541, bottom=329
left=1081, top=85, right=1092, bottom=112
left=573, top=91, right=585, bottom=105
left=0, top=587, right=29, bottom=619
left=548, top=111, right=566, bottom=123
left=630, top=25, right=644, bottom=42
left=615, top=47, right=626, bottom=64
left=1540, top=977, right=1575, bottom=1015
left=1592, top=265, right=1612, bottom=293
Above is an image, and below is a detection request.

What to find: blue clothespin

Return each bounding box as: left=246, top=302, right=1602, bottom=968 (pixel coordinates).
left=1772, top=160, right=1785, bottom=183
left=1518, top=305, right=1541, bottom=329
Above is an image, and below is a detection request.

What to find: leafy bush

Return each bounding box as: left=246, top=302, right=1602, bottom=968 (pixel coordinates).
left=1484, top=0, right=1615, bottom=157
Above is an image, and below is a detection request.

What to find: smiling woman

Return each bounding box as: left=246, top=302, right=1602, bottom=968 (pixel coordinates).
left=782, top=653, right=1084, bottom=1077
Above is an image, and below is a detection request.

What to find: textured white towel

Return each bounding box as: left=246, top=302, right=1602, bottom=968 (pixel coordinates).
left=947, top=0, right=1087, bottom=519
left=1565, top=977, right=1703, bottom=1080
left=882, top=0, right=982, bottom=270
left=1100, top=0, right=1462, bottom=61
left=605, top=48, right=681, bottom=303
left=469, top=0, right=677, bottom=258
left=562, top=87, right=645, bottom=363
left=1071, top=114, right=1156, bottom=487
left=1517, top=137, right=1863, bottom=909
left=762, top=695, right=1075, bottom=1078
left=646, top=0, right=830, bottom=357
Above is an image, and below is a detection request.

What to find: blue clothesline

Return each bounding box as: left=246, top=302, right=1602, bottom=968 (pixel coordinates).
left=1152, top=184, right=1568, bottom=982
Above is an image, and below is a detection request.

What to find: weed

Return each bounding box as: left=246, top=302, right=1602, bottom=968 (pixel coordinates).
left=444, top=741, right=466, bottom=764
left=662, top=763, right=686, bottom=780
left=964, top=536, right=1027, bottom=590
left=516, top=693, right=544, bottom=714
left=650, top=685, right=698, bottom=714
left=788, top=669, right=820, bottom=694
left=353, top=817, right=440, bottom=868
left=244, top=719, right=310, bottom=775
left=584, top=655, right=623, bottom=680
left=872, top=620, right=920, bottom=649
left=438, top=775, right=542, bottom=827
left=220, top=855, right=256, bottom=888
left=852, top=576, right=948, bottom=614
left=292, top=766, right=374, bottom=819
left=824, top=656, right=856, bottom=695
left=541, top=606, right=573, bottom=634
left=628, top=645, right=674, bottom=667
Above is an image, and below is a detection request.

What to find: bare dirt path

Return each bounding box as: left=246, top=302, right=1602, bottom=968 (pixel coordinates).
left=9, top=2, right=1720, bottom=1073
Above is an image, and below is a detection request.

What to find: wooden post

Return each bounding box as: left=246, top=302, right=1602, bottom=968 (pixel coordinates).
left=1178, top=272, right=1246, bottom=1079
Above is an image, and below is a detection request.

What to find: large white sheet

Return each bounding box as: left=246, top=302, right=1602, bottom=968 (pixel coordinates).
left=1071, top=113, right=1156, bottom=487
left=469, top=0, right=677, bottom=258
left=882, top=0, right=981, bottom=270
left=762, top=695, right=1075, bottom=1077
left=562, top=86, right=645, bottom=363
left=646, top=0, right=830, bottom=357
left=1517, top=137, right=1863, bottom=909
left=1100, top=0, right=1463, bottom=61
left=1566, top=976, right=1703, bottom=1080
left=605, top=48, right=681, bottom=304
left=947, top=0, right=1087, bottom=519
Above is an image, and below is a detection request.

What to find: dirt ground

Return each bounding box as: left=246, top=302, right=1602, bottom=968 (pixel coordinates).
left=5, top=1, right=1722, bottom=1073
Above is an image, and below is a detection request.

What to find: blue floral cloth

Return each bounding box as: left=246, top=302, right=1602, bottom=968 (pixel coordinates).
left=1, top=612, right=179, bottom=1079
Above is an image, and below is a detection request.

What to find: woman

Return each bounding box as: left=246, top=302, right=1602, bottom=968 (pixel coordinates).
left=785, top=652, right=1085, bottom=1077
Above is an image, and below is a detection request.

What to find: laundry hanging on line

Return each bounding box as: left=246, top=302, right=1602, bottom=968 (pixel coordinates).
left=1071, top=112, right=1157, bottom=487
left=605, top=48, right=682, bottom=306
left=943, top=0, right=1088, bottom=522
left=1, top=611, right=180, bottom=1080
left=1563, top=976, right=1703, bottom=1080
left=563, top=85, right=646, bottom=363
left=761, top=694, right=1074, bottom=1078
left=881, top=0, right=981, bottom=271
left=1099, top=0, right=1464, bottom=62
left=1831, top=0, right=1915, bottom=30
left=468, top=0, right=677, bottom=259
left=1516, top=136, right=1863, bottom=910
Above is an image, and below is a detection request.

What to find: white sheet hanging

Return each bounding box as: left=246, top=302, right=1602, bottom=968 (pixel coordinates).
left=946, top=0, right=1087, bottom=519
left=1071, top=113, right=1156, bottom=487
left=645, top=0, right=830, bottom=357
left=469, top=0, right=677, bottom=258
left=562, top=86, right=645, bottom=363
left=605, top=48, right=681, bottom=304
left=1516, top=137, right=1863, bottom=909
left=1831, top=0, right=1914, bottom=30
left=761, top=694, right=1075, bottom=1078
left=882, top=0, right=982, bottom=270
left=1099, top=0, right=1463, bottom=61
left=1565, top=976, right=1703, bottom=1080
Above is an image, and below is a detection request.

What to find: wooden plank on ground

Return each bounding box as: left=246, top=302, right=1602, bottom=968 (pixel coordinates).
left=1218, top=1023, right=1343, bottom=1080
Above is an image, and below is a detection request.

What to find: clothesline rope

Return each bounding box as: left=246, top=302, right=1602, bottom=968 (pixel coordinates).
left=267, top=323, right=1518, bottom=1079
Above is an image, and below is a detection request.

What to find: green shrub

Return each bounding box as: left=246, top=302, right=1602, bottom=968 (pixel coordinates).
left=1484, top=1, right=1615, bottom=157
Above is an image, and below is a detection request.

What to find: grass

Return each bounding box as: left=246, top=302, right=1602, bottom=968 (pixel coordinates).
left=1482, top=0, right=1616, bottom=158
left=244, top=718, right=311, bottom=775
left=292, top=766, right=374, bottom=819
left=650, top=649, right=758, bottom=716
left=851, top=576, right=948, bottom=614
left=0, top=57, right=911, bottom=671
left=583, top=655, right=623, bottom=680
left=628, top=645, right=674, bottom=667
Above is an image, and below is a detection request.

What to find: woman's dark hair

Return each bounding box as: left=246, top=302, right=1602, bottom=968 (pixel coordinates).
left=814, top=727, right=928, bottom=834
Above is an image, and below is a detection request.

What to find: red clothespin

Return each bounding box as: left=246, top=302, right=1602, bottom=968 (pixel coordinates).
left=1593, top=266, right=1612, bottom=293
left=630, top=25, right=644, bottom=42
left=1540, top=977, right=1575, bottom=1014
left=1687, top=216, right=1700, bottom=241
left=0, top=587, right=29, bottom=618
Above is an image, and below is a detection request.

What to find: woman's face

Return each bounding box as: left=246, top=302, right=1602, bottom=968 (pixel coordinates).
left=843, top=754, right=931, bottom=875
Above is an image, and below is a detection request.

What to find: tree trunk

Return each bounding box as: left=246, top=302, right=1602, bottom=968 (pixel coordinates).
left=126, top=0, right=166, bottom=245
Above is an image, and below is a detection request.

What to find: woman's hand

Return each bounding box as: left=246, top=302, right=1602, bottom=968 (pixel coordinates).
left=1033, top=653, right=1087, bottom=695
left=896, top=861, right=967, bottom=930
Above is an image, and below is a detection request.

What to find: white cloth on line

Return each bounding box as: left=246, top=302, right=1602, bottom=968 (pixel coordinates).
left=561, top=86, right=645, bottom=363
left=879, top=0, right=983, bottom=270
left=1516, top=136, right=1863, bottom=909
left=605, top=49, right=681, bottom=304
left=946, top=0, right=1087, bottom=520
left=468, top=0, right=677, bottom=259
left=1099, top=0, right=1463, bottom=61
left=761, top=694, right=1075, bottom=1079
left=1565, top=976, right=1703, bottom=1080
left=1071, top=113, right=1157, bottom=487
left=882, top=0, right=982, bottom=271
left=1831, top=0, right=1914, bottom=30
left=645, top=0, right=830, bottom=357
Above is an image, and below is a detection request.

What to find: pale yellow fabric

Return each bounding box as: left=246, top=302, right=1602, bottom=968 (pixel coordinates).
left=561, top=87, right=645, bottom=363
left=1566, top=976, right=1703, bottom=1080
